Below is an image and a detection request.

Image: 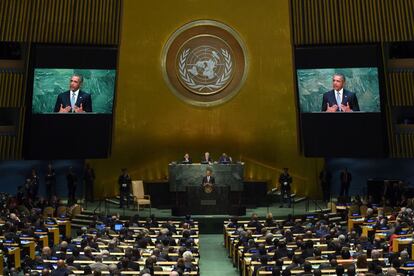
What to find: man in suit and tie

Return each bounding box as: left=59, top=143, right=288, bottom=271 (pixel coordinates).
left=53, top=74, right=93, bottom=113
left=339, top=168, right=352, bottom=196
left=202, top=169, right=215, bottom=186
left=321, top=73, right=359, bottom=112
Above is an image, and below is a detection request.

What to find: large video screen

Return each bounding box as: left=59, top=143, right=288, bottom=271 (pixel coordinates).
left=32, top=68, right=115, bottom=114
left=297, top=67, right=380, bottom=113
left=295, top=44, right=387, bottom=158
left=24, top=44, right=117, bottom=159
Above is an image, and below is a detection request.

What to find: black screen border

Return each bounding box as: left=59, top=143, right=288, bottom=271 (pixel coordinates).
left=293, top=43, right=388, bottom=158
left=23, top=43, right=118, bottom=159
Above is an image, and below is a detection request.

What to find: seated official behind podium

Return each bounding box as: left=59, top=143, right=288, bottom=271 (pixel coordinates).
left=219, top=153, right=232, bottom=164
left=182, top=153, right=192, bottom=164
left=201, top=152, right=213, bottom=164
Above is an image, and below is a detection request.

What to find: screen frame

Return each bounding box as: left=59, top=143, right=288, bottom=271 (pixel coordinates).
left=23, top=43, right=119, bottom=159
left=31, top=67, right=117, bottom=114
left=293, top=44, right=388, bottom=158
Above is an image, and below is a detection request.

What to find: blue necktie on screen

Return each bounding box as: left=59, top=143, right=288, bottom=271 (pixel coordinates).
left=71, top=92, right=76, bottom=110
left=336, top=92, right=341, bottom=112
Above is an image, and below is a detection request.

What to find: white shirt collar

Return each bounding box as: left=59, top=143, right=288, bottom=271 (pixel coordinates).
left=335, top=88, right=344, bottom=95
left=71, top=89, right=80, bottom=96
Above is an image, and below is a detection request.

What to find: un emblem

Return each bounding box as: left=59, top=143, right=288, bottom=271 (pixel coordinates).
left=162, top=20, right=248, bottom=107
left=178, top=43, right=233, bottom=95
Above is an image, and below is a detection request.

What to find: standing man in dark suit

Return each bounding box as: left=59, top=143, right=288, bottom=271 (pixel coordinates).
left=202, top=169, right=215, bottom=186
left=279, top=168, right=292, bottom=208
left=83, top=163, right=95, bottom=202
left=340, top=168, right=352, bottom=196
left=53, top=74, right=93, bottom=113
left=201, top=169, right=215, bottom=193
left=28, top=168, right=40, bottom=199
left=319, top=166, right=332, bottom=202
left=321, top=73, right=359, bottom=112
left=67, top=166, right=78, bottom=205
left=45, top=163, right=56, bottom=201
left=118, top=168, right=132, bottom=208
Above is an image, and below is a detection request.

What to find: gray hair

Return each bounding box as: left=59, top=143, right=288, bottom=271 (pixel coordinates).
left=183, top=250, right=193, bottom=262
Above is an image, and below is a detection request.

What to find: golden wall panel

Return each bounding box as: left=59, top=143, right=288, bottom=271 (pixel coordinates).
left=89, top=0, right=322, bottom=199
left=0, top=0, right=121, bottom=159
left=386, top=71, right=414, bottom=157
left=0, top=0, right=120, bottom=44
left=292, top=0, right=414, bottom=44
left=0, top=72, right=24, bottom=159
left=0, top=72, right=24, bottom=107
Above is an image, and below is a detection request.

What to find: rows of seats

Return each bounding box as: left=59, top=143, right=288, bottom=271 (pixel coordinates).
left=0, top=202, right=200, bottom=276
left=224, top=207, right=414, bottom=276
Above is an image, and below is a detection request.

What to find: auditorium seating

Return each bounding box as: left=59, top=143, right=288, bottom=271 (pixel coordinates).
left=223, top=207, right=414, bottom=276
left=0, top=201, right=201, bottom=275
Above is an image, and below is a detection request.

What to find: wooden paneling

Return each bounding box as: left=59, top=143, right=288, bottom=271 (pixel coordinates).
left=0, top=0, right=121, bottom=159
left=0, top=0, right=121, bottom=44
left=292, top=0, right=414, bottom=45
left=386, top=70, right=414, bottom=157
left=0, top=72, right=24, bottom=159
left=292, top=0, right=414, bottom=157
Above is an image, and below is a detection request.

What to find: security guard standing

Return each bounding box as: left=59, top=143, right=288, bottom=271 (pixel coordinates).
left=118, top=168, right=132, bottom=208
left=279, top=168, right=292, bottom=208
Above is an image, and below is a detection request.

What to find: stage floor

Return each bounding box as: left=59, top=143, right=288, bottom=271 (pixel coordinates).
left=86, top=200, right=328, bottom=218
left=84, top=199, right=327, bottom=233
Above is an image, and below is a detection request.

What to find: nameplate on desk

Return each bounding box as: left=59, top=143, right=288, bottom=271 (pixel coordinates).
left=200, top=200, right=216, bottom=205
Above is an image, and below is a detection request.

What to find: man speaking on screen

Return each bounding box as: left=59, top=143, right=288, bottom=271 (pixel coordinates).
left=321, top=73, right=359, bottom=112
left=53, top=74, right=93, bottom=113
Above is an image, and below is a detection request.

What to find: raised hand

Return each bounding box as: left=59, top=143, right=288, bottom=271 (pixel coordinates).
left=341, top=102, right=352, bottom=112
left=74, top=103, right=85, bottom=113
left=326, top=103, right=338, bottom=112
left=59, top=104, right=71, bottom=113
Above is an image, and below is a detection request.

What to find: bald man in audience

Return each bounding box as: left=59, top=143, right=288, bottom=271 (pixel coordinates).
left=387, top=267, right=397, bottom=276
left=51, top=259, right=70, bottom=276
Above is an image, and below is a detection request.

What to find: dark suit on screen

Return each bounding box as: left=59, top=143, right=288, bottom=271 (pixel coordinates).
left=321, top=89, right=359, bottom=112
left=202, top=175, right=215, bottom=185
left=53, top=90, right=93, bottom=112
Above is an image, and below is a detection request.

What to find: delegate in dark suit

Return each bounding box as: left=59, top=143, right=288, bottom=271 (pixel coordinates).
left=53, top=90, right=93, bottom=112
left=321, top=89, right=359, bottom=112
left=202, top=175, right=215, bottom=185
left=339, top=168, right=352, bottom=196
left=201, top=172, right=215, bottom=193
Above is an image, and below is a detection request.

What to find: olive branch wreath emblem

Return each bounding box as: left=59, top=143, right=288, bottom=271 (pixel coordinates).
left=178, top=48, right=233, bottom=92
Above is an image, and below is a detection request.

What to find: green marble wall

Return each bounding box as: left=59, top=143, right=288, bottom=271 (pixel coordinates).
left=168, top=163, right=244, bottom=192
left=297, top=68, right=380, bottom=112
left=32, top=69, right=116, bottom=114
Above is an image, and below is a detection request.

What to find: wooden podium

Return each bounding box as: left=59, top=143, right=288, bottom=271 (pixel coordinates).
left=172, top=185, right=245, bottom=216
left=170, top=163, right=245, bottom=215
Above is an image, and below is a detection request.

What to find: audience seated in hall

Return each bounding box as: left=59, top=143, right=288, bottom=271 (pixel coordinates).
left=224, top=201, right=414, bottom=276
